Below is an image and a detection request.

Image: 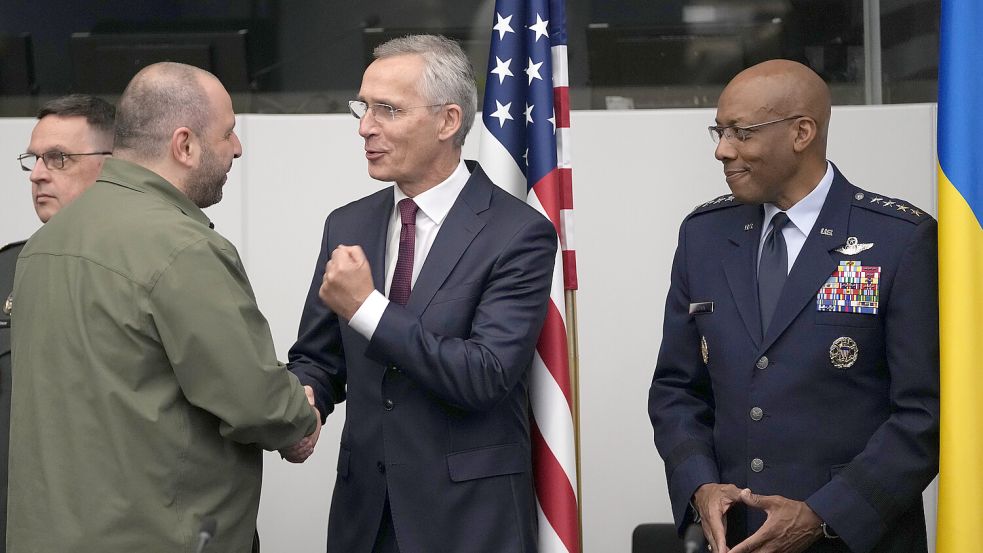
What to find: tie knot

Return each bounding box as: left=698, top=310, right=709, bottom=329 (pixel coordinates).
left=397, top=198, right=418, bottom=225
left=770, top=212, right=790, bottom=232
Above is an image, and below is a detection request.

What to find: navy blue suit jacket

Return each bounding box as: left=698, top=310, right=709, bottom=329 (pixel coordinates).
left=289, top=161, right=556, bottom=553
left=649, top=165, right=939, bottom=552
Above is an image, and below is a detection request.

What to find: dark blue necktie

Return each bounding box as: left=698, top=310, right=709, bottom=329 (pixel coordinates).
left=758, top=212, right=791, bottom=332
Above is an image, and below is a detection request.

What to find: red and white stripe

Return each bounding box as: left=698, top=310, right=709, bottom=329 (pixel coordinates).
left=478, top=41, right=580, bottom=553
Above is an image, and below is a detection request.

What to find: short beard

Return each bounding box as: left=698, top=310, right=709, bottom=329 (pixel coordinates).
left=185, top=142, right=226, bottom=208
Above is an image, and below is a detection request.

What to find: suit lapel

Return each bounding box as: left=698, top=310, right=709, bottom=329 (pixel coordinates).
left=760, top=168, right=854, bottom=351
left=404, top=163, right=491, bottom=315
left=722, top=204, right=765, bottom=346
left=363, top=189, right=394, bottom=295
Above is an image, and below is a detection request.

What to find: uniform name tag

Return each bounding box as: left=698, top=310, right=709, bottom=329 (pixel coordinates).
left=689, top=302, right=714, bottom=315
left=817, top=260, right=880, bottom=314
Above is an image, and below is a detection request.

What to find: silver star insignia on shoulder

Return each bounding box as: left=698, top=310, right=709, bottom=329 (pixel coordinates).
left=834, top=236, right=874, bottom=255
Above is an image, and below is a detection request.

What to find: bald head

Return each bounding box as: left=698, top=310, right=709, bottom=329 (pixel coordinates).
left=112, top=62, right=242, bottom=208
left=114, top=62, right=217, bottom=161
left=713, top=60, right=833, bottom=209
left=721, top=59, right=832, bottom=150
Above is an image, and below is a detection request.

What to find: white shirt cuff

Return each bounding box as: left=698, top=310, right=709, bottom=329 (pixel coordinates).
left=348, top=290, right=389, bottom=340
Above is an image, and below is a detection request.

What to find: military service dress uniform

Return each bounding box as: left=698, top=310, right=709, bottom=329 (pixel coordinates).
left=649, top=164, right=939, bottom=553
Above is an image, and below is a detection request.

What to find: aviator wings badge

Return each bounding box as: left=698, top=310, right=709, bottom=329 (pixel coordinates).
left=834, top=236, right=874, bottom=255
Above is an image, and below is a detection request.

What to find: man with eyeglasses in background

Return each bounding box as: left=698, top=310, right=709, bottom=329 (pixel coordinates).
left=0, top=94, right=114, bottom=553
left=285, top=35, right=556, bottom=553
left=649, top=60, right=938, bottom=553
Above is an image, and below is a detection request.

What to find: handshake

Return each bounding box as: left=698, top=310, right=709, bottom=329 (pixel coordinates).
left=279, top=385, right=322, bottom=463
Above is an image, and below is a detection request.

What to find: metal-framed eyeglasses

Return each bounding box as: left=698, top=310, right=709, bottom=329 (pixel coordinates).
left=18, top=151, right=112, bottom=171
left=348, top=100, right=445, bottom=122
left=708, top=115, right=804, bottom=144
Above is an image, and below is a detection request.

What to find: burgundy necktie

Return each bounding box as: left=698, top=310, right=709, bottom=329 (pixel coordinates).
left=388, top=198, right=418, bottom=305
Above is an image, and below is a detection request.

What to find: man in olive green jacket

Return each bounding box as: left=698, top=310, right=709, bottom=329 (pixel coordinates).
left=8, top=63, right=318, bottom=552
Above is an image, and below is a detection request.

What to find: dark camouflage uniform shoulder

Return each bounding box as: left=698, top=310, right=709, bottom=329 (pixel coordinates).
left=850, top=188, right=932, bottom=225
left=0, top=240, right=26, bottom=257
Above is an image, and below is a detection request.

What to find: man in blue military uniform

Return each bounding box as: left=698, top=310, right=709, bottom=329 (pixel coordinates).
left=649, top=60, right=939, bottom=553
left=0, top=94, right=114, bottom=553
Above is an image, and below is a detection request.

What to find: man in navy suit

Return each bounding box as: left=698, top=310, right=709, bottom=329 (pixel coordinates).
left=649, top=60, right=939, bottom=553
left=286, top=35, right=556, bottom=553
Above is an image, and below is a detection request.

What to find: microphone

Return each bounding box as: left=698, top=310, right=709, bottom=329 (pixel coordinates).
left=196, top=517, right=217, bottom=553
left=683, top=522, right=707, bottom=553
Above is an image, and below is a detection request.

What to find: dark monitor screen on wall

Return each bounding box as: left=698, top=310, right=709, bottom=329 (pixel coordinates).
left=70, top=30, right=250, bottom=94
left=0, top=33, right=36, bottom=95
left=586, top=24, right=747, bottom=87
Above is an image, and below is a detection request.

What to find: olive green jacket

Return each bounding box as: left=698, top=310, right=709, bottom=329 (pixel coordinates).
left=8, top=158, right=316, bottom=553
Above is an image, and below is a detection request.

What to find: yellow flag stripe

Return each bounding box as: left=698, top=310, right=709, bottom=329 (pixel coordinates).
left=936, top=166, right=983, bottom=551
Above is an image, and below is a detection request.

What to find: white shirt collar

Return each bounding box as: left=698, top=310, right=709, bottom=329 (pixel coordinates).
left=393, top=159, right=470, bottom=225
left=763, top=161, right=834, bottom=236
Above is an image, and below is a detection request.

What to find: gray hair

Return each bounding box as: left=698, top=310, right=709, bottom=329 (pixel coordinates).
left=374, top=35, right=477, bottom=147
left=113, top=62, right=211, bottom=160
left=37, top=94, right=116, bottom=149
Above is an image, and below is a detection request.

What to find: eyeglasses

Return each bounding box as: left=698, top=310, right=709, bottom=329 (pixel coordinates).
left=708, top=115, right=804, bottom=144
left=348, top=100, right=444, bottom=122
left=18, top=151, right=112, bottom=171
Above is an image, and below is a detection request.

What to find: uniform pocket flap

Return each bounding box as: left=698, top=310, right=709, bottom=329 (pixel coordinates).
left=446, top=443, right=529, bottom=482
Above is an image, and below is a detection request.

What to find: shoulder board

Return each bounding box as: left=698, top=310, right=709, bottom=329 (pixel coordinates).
left=851, top=189, right=931, bottom=224
left=689, top=193, right=741, bottom=216
left=0, top=240, right=27, bottom=255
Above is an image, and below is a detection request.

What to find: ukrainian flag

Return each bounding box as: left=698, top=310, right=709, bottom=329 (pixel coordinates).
left=936, top=1, right=983, bottom=550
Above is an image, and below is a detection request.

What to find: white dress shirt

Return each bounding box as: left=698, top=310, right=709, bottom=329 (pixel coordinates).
left=759, top=161, right=834, bottom=274
left=348, top=158, right=471, bottom=339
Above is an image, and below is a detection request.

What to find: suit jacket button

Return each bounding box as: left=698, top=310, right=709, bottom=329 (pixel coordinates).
left=750, top=407, right=763, bottom=421
left=377, top=461, right=386, bottom=474
left=750, top=458, right=764, bottom=472
left=384, top=399, right=394, bottom=411
left=756, top=356, right=769, bottom=370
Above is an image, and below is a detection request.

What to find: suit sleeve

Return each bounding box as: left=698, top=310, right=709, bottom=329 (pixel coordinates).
left=150, top=238, right=317, bottom=450
left=287, top=215, right=348, bottom=422
left=365, top=214, right=556, bottom=412
left=805, top=219, right=940, bottom=552
left=648, top=220, right=720, bottom=533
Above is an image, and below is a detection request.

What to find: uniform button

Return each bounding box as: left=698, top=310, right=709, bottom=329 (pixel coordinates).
left=756, top=356, right=769, bottom=370
left=751, top=458, right=764, bottom=472
left=384, top=399, right=394, bottom=411
left=376, top=461, right=386, bottom=474
left=750, top=407, right=763, bottom=421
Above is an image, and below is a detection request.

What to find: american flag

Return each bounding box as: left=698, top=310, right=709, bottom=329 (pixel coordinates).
left=477, top=0, right=580, bottom=552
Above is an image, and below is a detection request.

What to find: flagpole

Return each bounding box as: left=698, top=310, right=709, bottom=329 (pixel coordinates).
left=565, top=288, right=582, bottom=545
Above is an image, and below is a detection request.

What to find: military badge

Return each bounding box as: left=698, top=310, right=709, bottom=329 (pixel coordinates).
left=834, top=236, right=874, bottom=255
left=817, top=261, right=880, bottom=314
left=829, top=337, right=859, bottom=368
left=3, top=293, right=11, bottom=316
left=700, top=336, right=709, bottom=365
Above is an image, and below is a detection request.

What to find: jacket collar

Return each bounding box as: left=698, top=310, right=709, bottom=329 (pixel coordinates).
left=97, top=158, right=213, bottom=229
